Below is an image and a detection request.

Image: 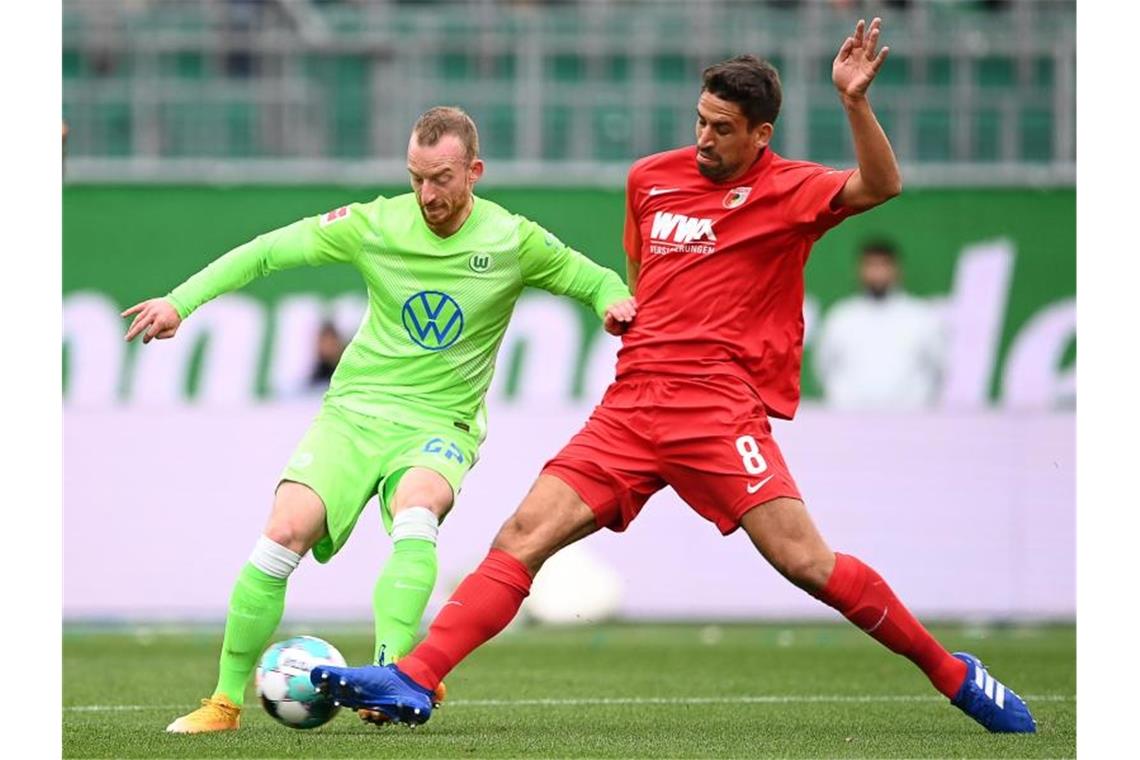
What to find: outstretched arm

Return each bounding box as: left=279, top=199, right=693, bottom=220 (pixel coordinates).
left=833, top=17, right=902, bottom=212
left=123, top=207, right=362, bottom=343
left=519, top=221, right=636, bottom=336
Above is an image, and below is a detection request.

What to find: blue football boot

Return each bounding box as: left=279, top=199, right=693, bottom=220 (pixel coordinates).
left=310, top=663, right=434, bottom=726
left=950, top=652, right=1037, bottom=733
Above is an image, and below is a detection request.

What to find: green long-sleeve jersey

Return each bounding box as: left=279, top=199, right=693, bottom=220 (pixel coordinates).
left=167, top=193, right=630, bottom=439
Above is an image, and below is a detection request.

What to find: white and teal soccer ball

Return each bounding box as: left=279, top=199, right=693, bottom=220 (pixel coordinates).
left=256, top=635, right=346, bottom=729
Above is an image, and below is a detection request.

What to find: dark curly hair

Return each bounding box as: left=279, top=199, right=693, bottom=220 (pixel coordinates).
left=701, top=55, right=783, bottom=127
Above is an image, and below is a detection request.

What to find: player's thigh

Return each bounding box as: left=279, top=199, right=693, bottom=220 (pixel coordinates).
left=386, top=467, right=455, bottom=519
left=376, top=425, right=478, bottom=534
left=541, top=393, right=665, bottom=535
left=739, top=497, right=835, bottom=592
left=492, top=474, right=601, bottom=575
left=660, top=376, right=802, bottom=535
left=280, top=405, right=386, bottom=563
left=264, top=481, right=328, bottom=555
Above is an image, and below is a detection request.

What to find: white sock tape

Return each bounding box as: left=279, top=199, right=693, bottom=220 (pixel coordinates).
left=391, top=506, right=439, bottom=544
left=249, top=535, right=302, bottom=579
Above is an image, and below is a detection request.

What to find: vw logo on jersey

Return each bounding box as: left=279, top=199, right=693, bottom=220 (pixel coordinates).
left=402, top=291, right=464, bottom=350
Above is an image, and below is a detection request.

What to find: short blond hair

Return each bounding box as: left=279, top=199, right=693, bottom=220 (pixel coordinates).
left=412, top=106, right=480, bottom=162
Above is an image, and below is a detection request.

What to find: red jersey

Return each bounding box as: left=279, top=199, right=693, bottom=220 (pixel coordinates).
left=618, top=146, right=856, bottom=420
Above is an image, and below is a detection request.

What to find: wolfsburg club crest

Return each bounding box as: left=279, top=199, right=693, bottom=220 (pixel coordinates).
left=723, top=186, right=752, bottom=209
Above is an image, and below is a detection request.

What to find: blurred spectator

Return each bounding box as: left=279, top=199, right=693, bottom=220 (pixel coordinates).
left=813, top=239, right=947, bottom=410
left=309, top=321, right=346, bottom=389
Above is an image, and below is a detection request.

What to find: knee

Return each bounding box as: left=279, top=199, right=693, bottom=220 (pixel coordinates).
left=492, top=512, right=536, bottom=555
left=491, top=512, right=556, bottom=572
left=390, top=469, right=454, bottom=518
left=777, top=551, right=836, bottom=594
left=263, top=519, right=310, bottom=555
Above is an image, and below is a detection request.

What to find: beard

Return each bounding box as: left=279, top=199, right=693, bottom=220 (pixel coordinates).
left=420, top=201, right=450, bottom=223
left=696, top=149, right=742, bottom=182
left=864, top=283, right=893, bottom=300
left=696, top=155, right=736, bottom=182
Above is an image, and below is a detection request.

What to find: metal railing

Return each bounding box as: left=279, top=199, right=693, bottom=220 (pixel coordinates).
left=63, top=0, right=1076, bottom=186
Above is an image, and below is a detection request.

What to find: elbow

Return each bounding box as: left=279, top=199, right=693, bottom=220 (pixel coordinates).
left=881, top=176, right=903, bottom=201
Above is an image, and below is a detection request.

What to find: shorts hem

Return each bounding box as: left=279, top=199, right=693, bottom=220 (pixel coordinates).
left=728, top=489, right=805, bottom=535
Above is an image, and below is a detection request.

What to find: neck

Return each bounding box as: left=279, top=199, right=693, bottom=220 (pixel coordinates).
left=428, top=195, right=475, bottom=238
left=716, top=147, right=766, bottom=185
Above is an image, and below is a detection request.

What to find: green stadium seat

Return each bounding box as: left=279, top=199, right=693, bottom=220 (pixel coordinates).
left=1034, top=56, right=1055, bottom=87
left=93, top=100, right=132, bottom=157
left=653, top=54, right=687, bottom=83
left=547, top=54, right=584, bottom=83
left=593, top=106, right=633, bottom=161
left=225, top=102, right=257, bottom=158
left=542, top=105, right=571, bottom=160
left=652, top=107, right=678, bottom=153
left=63, top=50, right=80, bottom=80
left=976, top=55, right=1014, bottom=88
left=159, top=52, right=205, bottom=80
left=916, top=108, right=952, bottom=162
left=925, top=56, right=952, bottom=87
left=808, top=107, right=847, bottom=164
left=604, top=55, right=630, bottom=84
left=479, top=104, right=516, bottom=160
left=1019, top=108, right=1053, bottom=163
left=973, top=108, right=1001, bottom=162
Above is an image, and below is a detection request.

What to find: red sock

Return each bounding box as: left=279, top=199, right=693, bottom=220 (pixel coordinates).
left=818, top=553, right=967, bottom=699
left=398, top=549, right=533, bottom=691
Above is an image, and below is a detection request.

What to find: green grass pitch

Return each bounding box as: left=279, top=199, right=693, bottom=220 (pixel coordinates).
left=63, top=622, right=1074, bottom=758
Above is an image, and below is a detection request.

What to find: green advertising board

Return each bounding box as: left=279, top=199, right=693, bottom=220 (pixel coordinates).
left=63, top=185, right=1074, bottom=407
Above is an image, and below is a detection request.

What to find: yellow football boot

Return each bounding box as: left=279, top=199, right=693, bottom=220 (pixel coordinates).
left=165, top=695, right=241, bottom=734
left=358, top=679, right=447, bottom=727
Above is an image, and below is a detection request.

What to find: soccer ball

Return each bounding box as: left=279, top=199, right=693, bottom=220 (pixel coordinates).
left=525, top=544, right=623, bottom=624
left=256, top=635, right=346, bottom=729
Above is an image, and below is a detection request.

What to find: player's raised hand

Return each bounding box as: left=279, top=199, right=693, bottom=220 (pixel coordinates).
left=833, top=17, right=889, bottom=102
left=122, top=297, right=183, bottom=343
left=603, top=297, right=637, bottom=336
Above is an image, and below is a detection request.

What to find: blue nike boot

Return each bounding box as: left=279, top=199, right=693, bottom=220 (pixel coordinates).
left=950, top=652, right=1037, bottom=733
left=310, top=663, right=434, bottom=726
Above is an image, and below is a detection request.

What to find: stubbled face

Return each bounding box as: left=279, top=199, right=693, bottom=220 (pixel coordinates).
left=694, top=91, right=772, bottom=183
left=407, top=134, right=483, bottom=233
left=859, top=252, right=900, bottom=298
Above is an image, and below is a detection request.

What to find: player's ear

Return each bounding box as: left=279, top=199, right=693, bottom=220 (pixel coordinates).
left=754, top=122, right=774, bottom=149
left=468, top=158, right=485, bottom=184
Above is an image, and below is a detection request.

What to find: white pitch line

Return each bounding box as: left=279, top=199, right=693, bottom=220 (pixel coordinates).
left=63, top=694, right=1074, bottom=713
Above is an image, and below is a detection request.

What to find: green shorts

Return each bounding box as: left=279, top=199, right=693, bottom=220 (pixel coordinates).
left=280, top=403, right=479, bottom=563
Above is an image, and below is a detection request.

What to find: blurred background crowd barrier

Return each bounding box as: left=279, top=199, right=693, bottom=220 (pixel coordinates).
left=63, top=0, right=1074, bottom=184
left=62, top=0, right=1075, bottom=622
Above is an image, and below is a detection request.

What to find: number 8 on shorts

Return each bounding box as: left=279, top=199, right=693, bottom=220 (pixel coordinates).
left=735, top=434, right=768, bottom=475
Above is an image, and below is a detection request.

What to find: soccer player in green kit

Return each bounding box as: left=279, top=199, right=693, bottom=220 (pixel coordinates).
left=122, top=107, right=636, bottom=734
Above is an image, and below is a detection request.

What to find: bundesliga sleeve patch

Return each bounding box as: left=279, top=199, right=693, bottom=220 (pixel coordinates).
left=320, top=206, right=350, bottom=226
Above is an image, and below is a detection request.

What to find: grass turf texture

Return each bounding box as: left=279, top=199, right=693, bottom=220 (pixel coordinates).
left=64, top=622, right=1074, bottom=758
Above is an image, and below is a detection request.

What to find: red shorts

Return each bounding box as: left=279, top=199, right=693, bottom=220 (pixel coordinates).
left=542, top=373, right=801, bottom=535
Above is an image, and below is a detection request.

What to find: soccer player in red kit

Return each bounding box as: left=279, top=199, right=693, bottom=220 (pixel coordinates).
left=314, top=18, right=1036, bottom=734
